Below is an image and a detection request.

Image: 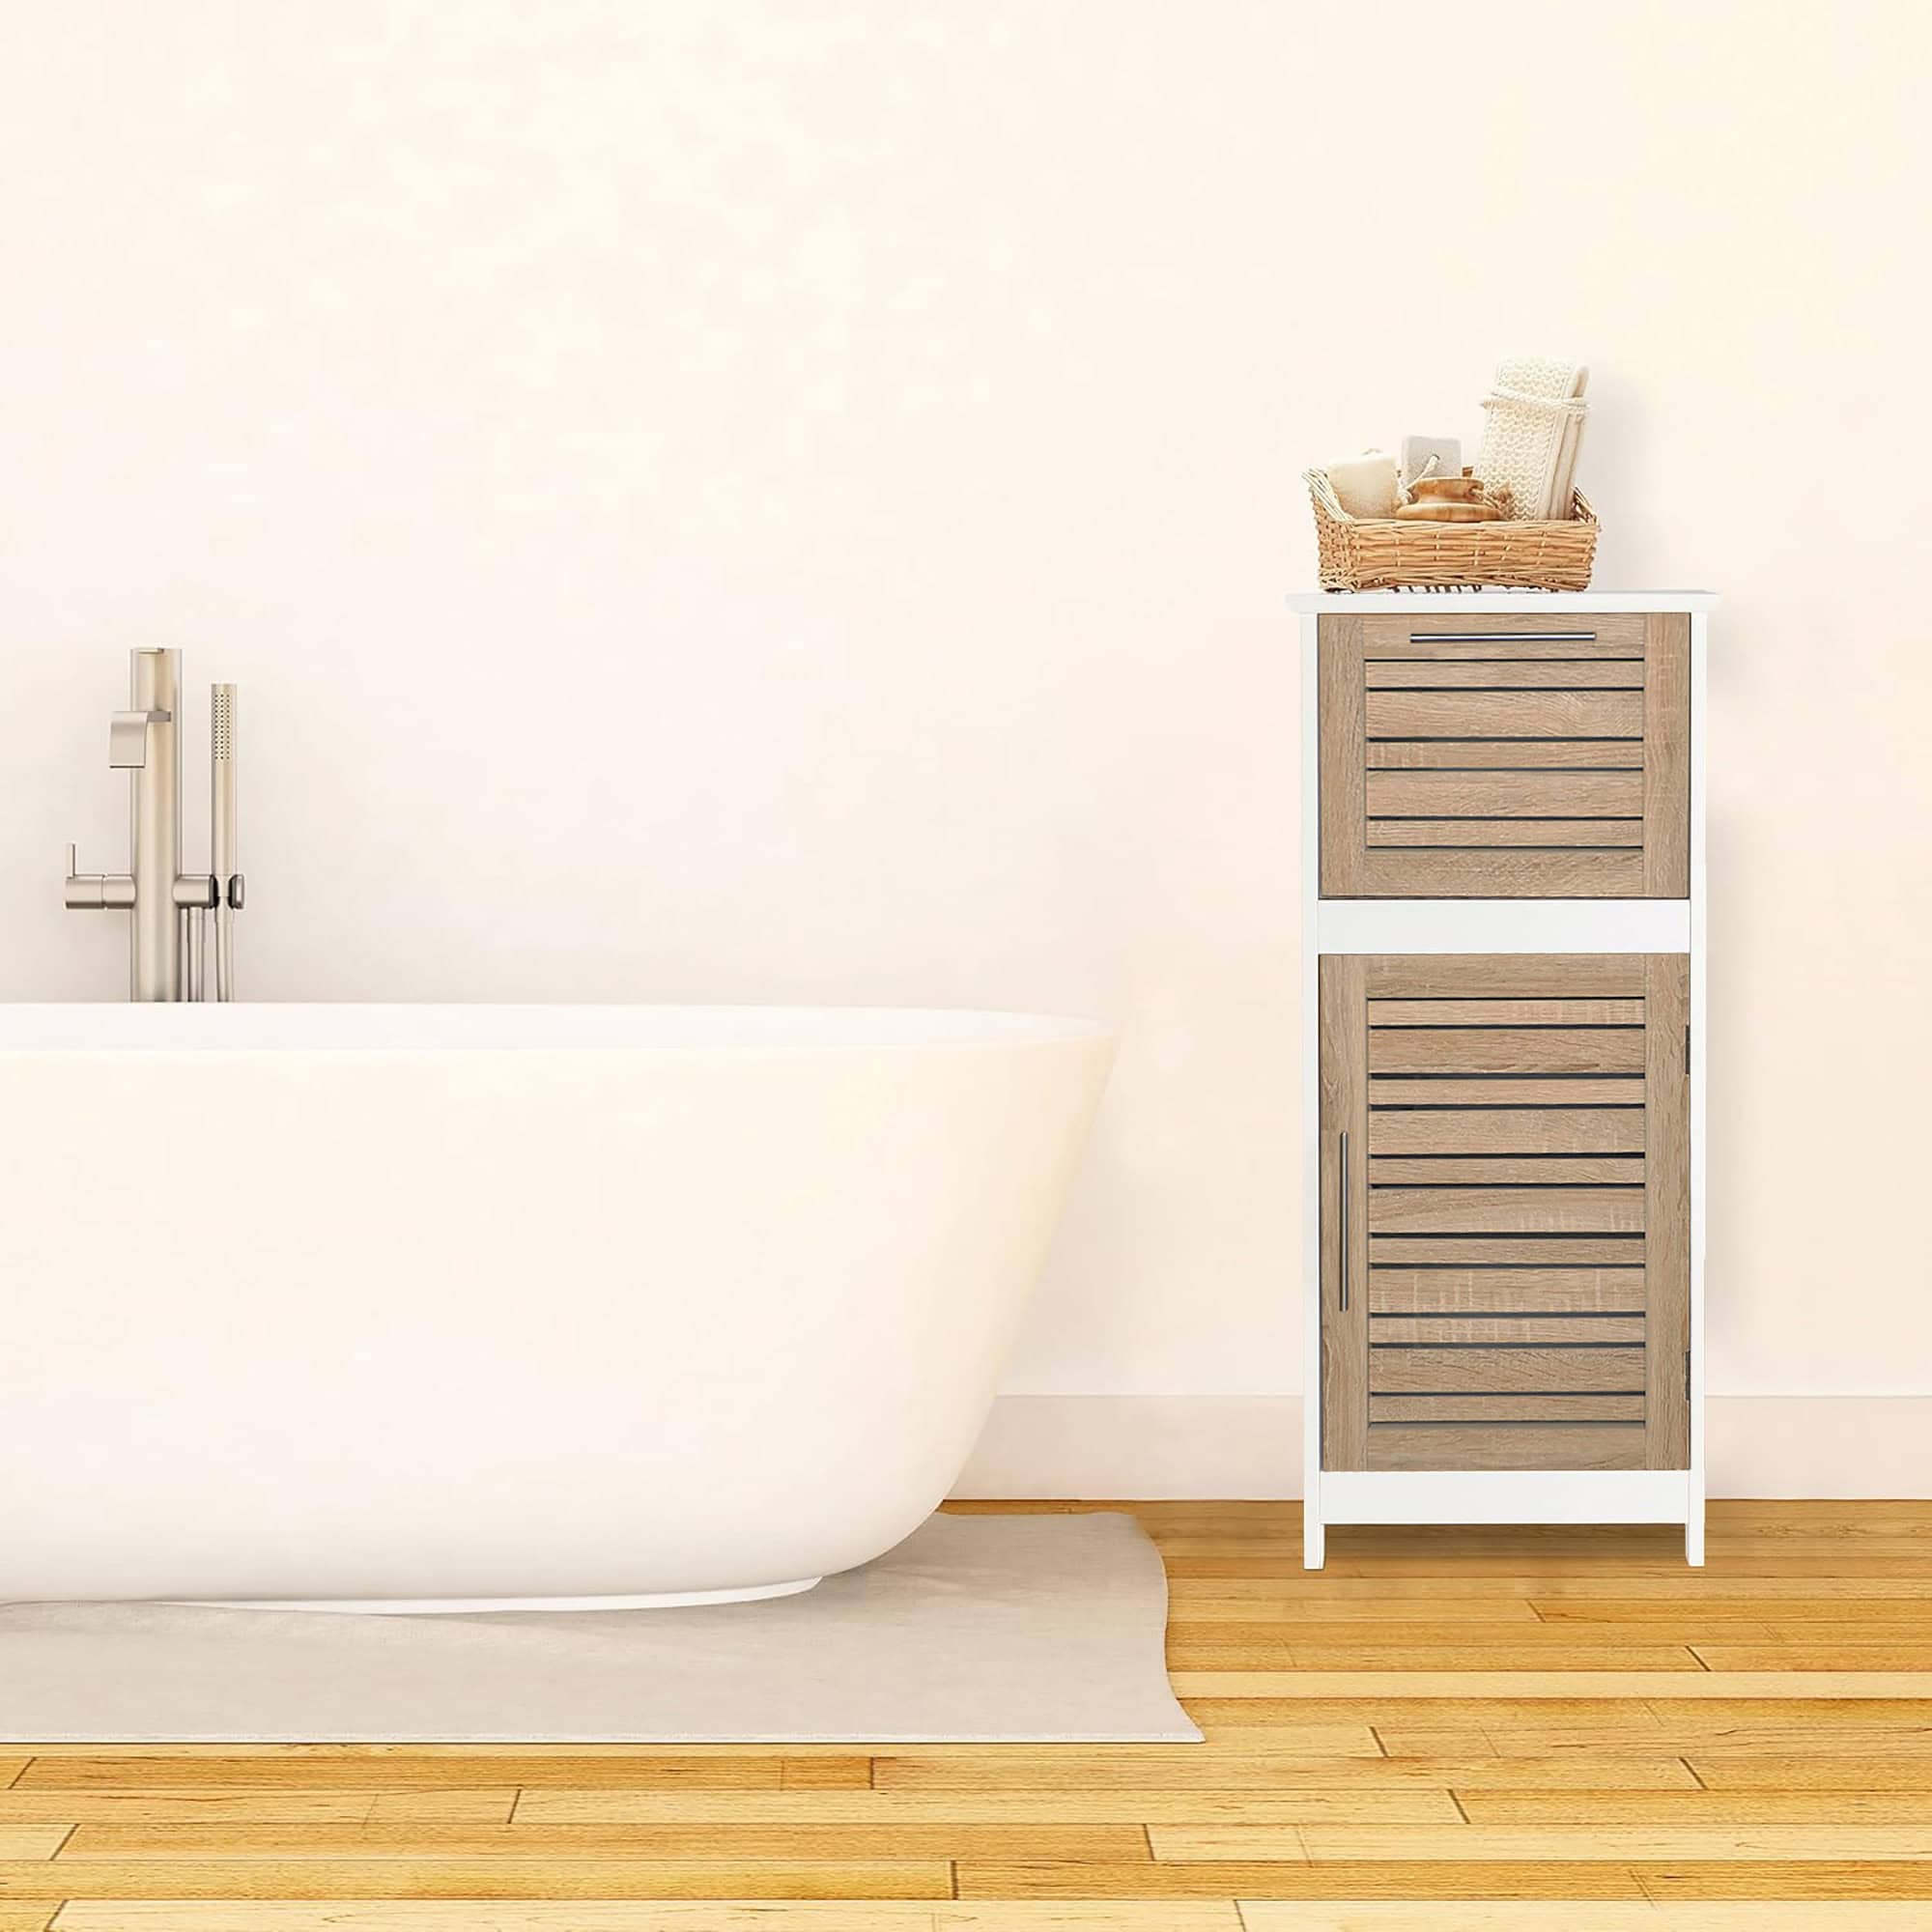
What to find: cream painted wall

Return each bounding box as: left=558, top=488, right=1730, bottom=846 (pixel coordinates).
left=4, top=1, right=1929, bottom=1490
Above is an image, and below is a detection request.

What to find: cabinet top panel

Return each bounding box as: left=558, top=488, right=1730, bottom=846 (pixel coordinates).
left=1287, top=590, right=1717, bottom=614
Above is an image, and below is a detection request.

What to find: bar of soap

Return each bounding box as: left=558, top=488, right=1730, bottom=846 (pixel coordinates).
left=1400, top=435, right=1463, bottom=491
left=1324, top=450, right=1400, bottom=520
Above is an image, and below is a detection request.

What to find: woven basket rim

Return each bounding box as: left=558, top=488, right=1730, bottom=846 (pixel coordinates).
left=1303, top=467, right=1597, bottom=530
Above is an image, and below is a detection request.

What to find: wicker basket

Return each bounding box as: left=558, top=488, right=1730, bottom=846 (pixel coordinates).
left=1306, top=469, right=1598, bottom=592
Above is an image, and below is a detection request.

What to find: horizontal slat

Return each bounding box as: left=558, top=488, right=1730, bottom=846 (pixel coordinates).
left=1369, top=1236, right=1645, bottom=1266
left=1371, top=1315, right=1646, bottom=1344
left=1363, top=955, right=1649, bottom=999
left=1370, top=1346, right=1648, bottom=1394
left=1359, top=614, right=1650, bottom=654
left=1361, top=646, right=1653, bottom=668
left=1365, top=770, right=1645, bottom=817
left=1367, top=739, right=1646, bottom=770
left=1352, top=849, right=1650, bottom=898
left=1366, top=692, right=1645, bottom=741
left=1371, top=1077, right=1643, bottom=1106
left=1369, top=1156, right=1644, bottom=1185
left=1368, top=1029, right=1646, bottom=1076
left=1368, top=1108, right=1644, bottom=1154
left=1368, top=1187, right=1644, bottom=1236
left=1365, top=660, right=1644, bottom=689
left=1372, top=1393, right=1648, bottom=1422
left=1370, top=999, right=1646, bottom=1028
left=1369, top=1267, right=1647, bottom=1314
left=1366, top=818, right=1644, bottom=848
left=1366, top=1423, right=1644, bottom=1471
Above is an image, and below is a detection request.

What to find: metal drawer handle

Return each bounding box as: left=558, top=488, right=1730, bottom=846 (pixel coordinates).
left=1409, top=630, right=1597, bottom=643
left=1338, top=1128, right=1350, bottom=1312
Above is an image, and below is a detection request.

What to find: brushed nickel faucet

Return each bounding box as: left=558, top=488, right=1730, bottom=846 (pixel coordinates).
left=65, top=648, right=244, bottom=1002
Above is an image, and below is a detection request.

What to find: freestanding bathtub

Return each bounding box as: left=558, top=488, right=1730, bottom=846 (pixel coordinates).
left=0, top=1004, right=1111, bottom=1609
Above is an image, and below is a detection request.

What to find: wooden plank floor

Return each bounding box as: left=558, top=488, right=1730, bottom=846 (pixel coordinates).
left=3, top=1501, right=1930, bottom=1929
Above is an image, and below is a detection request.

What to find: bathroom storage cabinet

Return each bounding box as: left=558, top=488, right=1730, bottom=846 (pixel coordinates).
left=1293, top=591, right=1711, bottom=1568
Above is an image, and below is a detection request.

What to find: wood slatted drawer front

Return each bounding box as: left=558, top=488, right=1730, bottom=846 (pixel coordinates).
left=1319, top=952, right=1690, bottom=1475
left=1318, top=612, right=1690, bottom=897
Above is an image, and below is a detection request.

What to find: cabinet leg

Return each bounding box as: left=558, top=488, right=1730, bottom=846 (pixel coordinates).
left=1685, top=1511, right=1705, bottom=1568
left=1302, top=1508, right=1324, bottom=1571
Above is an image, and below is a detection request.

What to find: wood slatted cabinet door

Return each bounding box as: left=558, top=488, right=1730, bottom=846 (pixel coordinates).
left=1318, top=612, right=1690, bottom=897
left=1319, top=956, right=1369, bottom=1470
left=1319, top=953, right=1690, bottom=1473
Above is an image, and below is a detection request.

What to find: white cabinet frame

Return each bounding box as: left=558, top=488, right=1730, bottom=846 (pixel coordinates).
left=1292, top=590, right=1715, bottom=1569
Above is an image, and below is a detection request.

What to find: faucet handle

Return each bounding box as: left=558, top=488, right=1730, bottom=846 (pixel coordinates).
left=65, top=841, right=103, bottom=909
left=109, top=708, right=169, bottom=770
left=65, top=843, right=134, bottom=911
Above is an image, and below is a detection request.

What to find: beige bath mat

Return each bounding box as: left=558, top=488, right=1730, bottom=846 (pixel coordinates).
left=0, top=1511, right=1198, bottom=1743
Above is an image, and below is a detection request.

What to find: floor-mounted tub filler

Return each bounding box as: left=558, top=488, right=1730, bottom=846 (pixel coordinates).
left=65, top=648, right=244, bottom=1004
left=0, top=1003, right=1111, bottom=1611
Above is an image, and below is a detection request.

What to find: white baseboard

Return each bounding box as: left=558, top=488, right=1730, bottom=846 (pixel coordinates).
left=953, top=1397, right=1301, bottom=1500
left=1702, top=1396, right=1932, bottom=1497
left=952, top=1395, right=1932, bottom=1499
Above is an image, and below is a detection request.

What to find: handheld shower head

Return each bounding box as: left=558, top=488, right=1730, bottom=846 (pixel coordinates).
left=211, top=684, right=238, bottom=885
left=210, top=683, right=240, bottom=999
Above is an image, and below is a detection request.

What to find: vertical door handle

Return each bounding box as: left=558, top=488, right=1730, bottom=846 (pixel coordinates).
left=1337, top=1128, right=1350, bottom=1312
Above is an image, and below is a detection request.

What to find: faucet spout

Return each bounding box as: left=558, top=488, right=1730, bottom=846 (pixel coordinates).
left=109, top=709, right=169, bottom=770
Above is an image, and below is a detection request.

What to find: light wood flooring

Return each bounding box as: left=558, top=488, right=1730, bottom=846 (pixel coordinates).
left=2, top=1500, right=1930, bottom=1929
